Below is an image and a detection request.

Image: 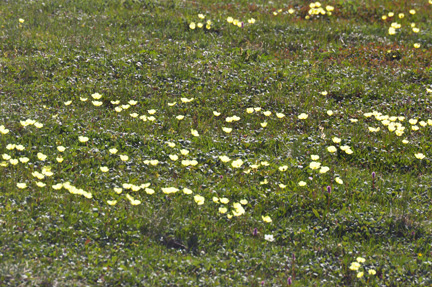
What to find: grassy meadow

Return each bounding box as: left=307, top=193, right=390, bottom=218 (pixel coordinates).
left=1, top=0, right=432, bottom=285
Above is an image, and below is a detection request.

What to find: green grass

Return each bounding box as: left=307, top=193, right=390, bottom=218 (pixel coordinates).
left=1, top=0, right=432, bottom=285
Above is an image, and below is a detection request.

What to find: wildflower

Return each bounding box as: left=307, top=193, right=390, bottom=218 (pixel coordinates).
left=17, top=183, right=27, bottom=189
left=232, top=159, right=243, bottom=168
left=246, top=108, right=254, bottom=113
left=327, top=146, right=337, bottom=153
left=19, top=157, right=29, bottom=163
left=219, top=207, right=227, bottom=214
left=298, top=181, right=307, bottom=186
left=197, top=23, right=203, bottom=28
left=176, top=115, right=184, bottom=120
left=415, top=153, right=425, bottom=159
left=327, top=110, right=333, bottom=116
left=276, top=113, right=285, bottom=118
left=162, top=187, right=179, bottom=194
left=260, top=122, right=268, bottom=128
left=298, top=113, right=308, bottom=119
left=222, top=127, right=232, bottom=133
left=78, top=136, right=89, bottom=143
left=114, top=187, right=122, bottom=194
left=213, top=111, right=221, bottom=116
left=109, top=148, right=118, bottom=154
left=169, top=154, right=178, bottom=161
left=100, top=166, right=109, bottom=173
left=220, top=198, right=229, bottom=204
left=349, top=262, right=361, bottom=271
left=262, top=215, right=272, bottom=223
left=263, top=111, right=272, bottom=116
left=240, top=199, right=248, bottom=205
left=248, top=18, right=256, bottom=24
left=409, top=9, right=416, bottom=14
left=19, top=18, right=25, bottom=23
left=194, top=195, right=205, bottom=205
left=332, top=137, right=341, bottom=143
left=198, top=14, right=205, bottom=19
left=413, top=28, right=419, bottom=33
left=37, top=152, right=47, bottom=161
left=311, top=155, right=319, bottom=160
left=264, top=234, right=274, bottom=242
left=335, top=177, right=343, bottom=184
left=120, top=155, right=129, bottom=161
left=91, top=93, right=102, bottom=99
left=414, top=43, right=420, bottom=48
left=398, top=13, right=404, bottom=18
left=107, top=200, right=117, bottom=206
left=319, top=166, right=330, bottom=174
left=357, top=257, right=366, bottom=263
left=168, top=102, right=176, bottom=106
left=180, top=149, right=189, bottom=155
left=279, top=165, right=288, bottom=171
left=309, top=161, right=321, bottom=170
left=189, top=22, right=196, bottom=29
left=357, top=272, right=364, bottom=278
left=288, top=8, right=295, bottom=14
left=191, top=129, right=199, bottom=137
left=368, top=269, right=376, bottom=275
left=219, top=156, right=231, bottom=162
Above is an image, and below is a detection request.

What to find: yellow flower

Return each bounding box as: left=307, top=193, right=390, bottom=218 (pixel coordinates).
left=412, top=125, right=419, bottom=131
left=409, top=9, right=416, bottom=14
left=167, top=102, right=176, bottom=106
left=254, top=107, right=261, bottom=112
left=180, top=149, right=189, bottom=156
left=240, top=199, right=248, bottom=205
left=181, top=97, right=194, bottom=103
left=220, top=198, right=229, bottom=204
left=279, top=165, right=288, bottom=171
left=17, top=183, right=27, bottom=189
left=227, top=17, right=233, bottom=23
left=36, top=181, right=46, bottom=187
left=261, top=161, right=269, bottom=166
left=356, top=257, right=366, bottom=263
left=332, top=137, right=341, bottom=143
left=222, top=127, right=232, bottom=133
left=120, top=155, right=129, bottom=161
left=326, top=5, right=334, bottom=11
left=189, top=22, right=196, bottom=29
left=288, top=8, right=295, bottom=14
left=357, top=272, right=364, bottom=278
left=0, top=125, right=10, bottom=134
left=57, top=146, right=66, bottom=152
left=169, top=154, right=178, bottom=161
left=219, top=155, right=231, bottom=162
left=382, top=15, right=387, bottom=20
left=129, top=113, right=138, bottom=118
left=78, top=136, right=89, bottom=143
left=345, top=149, right=353, bottom=155
left=219, top=207, right=227, bottom=214
left=6, top=144, right=15, bottom=150
left=115, top=106, right=123, bottom=113
left=19, top=18, right=25, bottom=23
left=368, top=269, right=376, bottom=275
left=122, top=104, right=130, bottom=110
left=298, top=113, right=308, bottom=119
left=100, top=166, right=109, bottom=172
left=309, top=161, right=321, bottom=170
left=248, top=18, right=256, bottom=24
left=368, top=127, right=380, bottom=132
left=311, top=155, right=319, bottom=160
left=107, top=200, right=117, bottom=206
left=2, top=154, right=11, bottom=160
left=388, top=12, right=394, bottom=17
left=276, top=113, right=285, bottom=118
left=402, top=139, right=409, bottom=144
left=10, top=159, right=18, bottom=165
left=145, top=188, right=155, bottom=194
left=183, top=188, right=193, bottom=195
left=327, top=146, right=337, bottom=153
left=37, top=152, right=47, bottom=161
left=335, top=177, right=343, bottom=184
left=109, top=148, right=118, bottom=154
left=298, top=181, right=307, bottom=186
left=91, top=92, right=102, bottom=99
left=191, top=129, right=199, bottom=137
left=56, top=156, right=64, bottom=163
left=197, top=23, right=203, bottom=28
left=111, top=100, right=120, bottom=105
left=415, top=153, right=425, bottom=159
left=413, top=27, right=420, bottom=33
left=349, top=262, right=361, bottom=271
left=52, top=183, right=63, bottom=190
left=147, top=116, right=156, bottom=121
left=34, top=122, right=43, bottom=128
left=148, top=109, right=156, bottom=115
left=19, top=157, right=29, bottom=163
left=262, top=215, right=272, bottom=223
left=64, top=100, right=72, bottom=106
left=114, top=187, right=123, bottom=194
left=260, top=122, right=268, bottom=128
left=198, top=13, right=205, bottom=19
left=194, top=195, right=205, bottom=205
left=176, top=115, right=184, bottom=120
left=232, top=159, right=243, bottom=168
left=279, top=183, right=287, bottom=188
left=414, top=43, right=420, bottom=49
left=263, top=111, right=272, bottom=116
left=92, top=101, right=103, bottom=106
left=213, top=111, right=221, bottom=116
left=162, top=187, right=179, bottom=194
left=319, top=166, right=330, bottom=174
left=388, top=27, right=396, bottom=35
left=327, top=110, right=333, bottom=116
left=398, top=13, right=404, bottom=18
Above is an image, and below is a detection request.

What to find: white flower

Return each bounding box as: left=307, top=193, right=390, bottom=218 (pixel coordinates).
left=264, top=234, right=275, bottom=242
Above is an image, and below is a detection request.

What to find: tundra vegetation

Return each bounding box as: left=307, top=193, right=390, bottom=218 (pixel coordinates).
left=1, top=0, right=432, bottom=286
